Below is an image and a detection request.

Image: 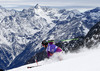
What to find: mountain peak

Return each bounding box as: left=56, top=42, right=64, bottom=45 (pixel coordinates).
left=34, top=4, right=41, bottom=9
left=95, top=7, right=100, bottom=10
left=0, top=5, right=6, bottom=10
left=90, top=7, right=100, bottom=12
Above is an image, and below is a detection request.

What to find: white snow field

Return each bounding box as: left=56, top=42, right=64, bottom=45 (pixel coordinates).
left=8, top=44, right=100, bottom=71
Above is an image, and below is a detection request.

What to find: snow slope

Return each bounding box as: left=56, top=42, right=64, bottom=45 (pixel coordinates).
left=8, top=44, right=100, bottom=71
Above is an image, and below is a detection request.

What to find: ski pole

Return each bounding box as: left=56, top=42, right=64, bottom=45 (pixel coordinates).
left=35, top=58, right=38, bottom=66
left=34, top=54, right=38, bottom=66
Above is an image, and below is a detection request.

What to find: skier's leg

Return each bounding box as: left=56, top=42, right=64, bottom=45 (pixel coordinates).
left=56, top=47, right=63, bottom=52
left=55, top=47, right=63, bottom=61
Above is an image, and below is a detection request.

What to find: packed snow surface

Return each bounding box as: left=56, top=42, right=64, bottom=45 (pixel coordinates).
left=8, top=45, right=100, bottom=71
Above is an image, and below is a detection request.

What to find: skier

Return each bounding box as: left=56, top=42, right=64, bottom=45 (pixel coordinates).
left=27, top=40, right=63, bottom=69
left=42, top=40, right=63, bottom=59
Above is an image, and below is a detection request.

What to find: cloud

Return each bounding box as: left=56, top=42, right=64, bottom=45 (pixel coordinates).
left=0, top=0, right=100, bottom=12
left=0, top=0, right=100, bottom=7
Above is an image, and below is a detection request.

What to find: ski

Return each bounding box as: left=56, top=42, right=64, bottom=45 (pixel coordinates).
left=27, top=65, right=41, bottom=69
left=61, top=38, right=79, bottom=42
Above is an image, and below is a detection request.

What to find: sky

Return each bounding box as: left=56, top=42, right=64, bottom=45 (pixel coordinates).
left=0, top=0, right=100, bottom=12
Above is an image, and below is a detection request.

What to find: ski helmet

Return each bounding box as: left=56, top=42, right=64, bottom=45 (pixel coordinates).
left=42, top=40, right=48, bottom=46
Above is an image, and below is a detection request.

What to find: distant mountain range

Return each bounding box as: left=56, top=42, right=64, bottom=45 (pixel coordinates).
left=0, top=4, right=100, bottom=70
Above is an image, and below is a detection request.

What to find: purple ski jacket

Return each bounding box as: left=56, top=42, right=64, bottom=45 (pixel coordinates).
left=46, top=43, right=62, bottom=58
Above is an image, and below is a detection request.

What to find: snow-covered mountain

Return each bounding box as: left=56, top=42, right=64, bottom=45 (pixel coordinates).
left=56, top=21, right=100, bottom=52
left=25, top=21, right=100, bottom=66
left=0, top=6, right=16, bottom=22
left=0, top=4, right=56, bottom=69
left=46, top=8, right=100, bottom=41
left=84, top=22, right=100, bottom=48
left=0, top=4, right=100, bottom=70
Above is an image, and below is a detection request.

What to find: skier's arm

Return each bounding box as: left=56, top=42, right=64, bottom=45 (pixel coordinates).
left=47, top=51, right=53, bottom=58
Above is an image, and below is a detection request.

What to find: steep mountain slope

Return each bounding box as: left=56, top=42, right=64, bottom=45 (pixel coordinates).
left=84, top=22, right=100, bottom=48
left=25, top=21, right=100, bottom=66
left=8, top=45, right=100, bottom=71
left=8, top=8, right=100, bottom=70
left=0, top=4, right=56, bottom=69
left=0, top=6, right=16, bottom=22
left=56, top=21, right=100, bottom=53
left=56, top=21, right=100, bottom=52
left=47, top=7, right=100, bottom=41
left=0, top=5, right=100, bottom=70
